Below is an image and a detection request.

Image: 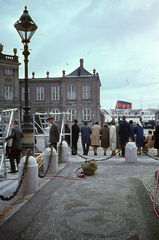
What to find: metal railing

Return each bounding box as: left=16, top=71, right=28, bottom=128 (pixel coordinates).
left=0, top=108, right=20, bottom=177
left=33, top=112, right=72, bottom=158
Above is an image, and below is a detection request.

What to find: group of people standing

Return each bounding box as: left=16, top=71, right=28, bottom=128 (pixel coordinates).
left=67, top=120, right=102, bottom=156
left=69, top=116, right=131, bottom=156
left=67, top=116, right=159, bottom=157
left=66, top=117, right=127, bottom=156
left=101, top=116, right=159, bottom=157
left=100, top=116, right=131, bottom=157
left=5, top=116, right=159, bottom=173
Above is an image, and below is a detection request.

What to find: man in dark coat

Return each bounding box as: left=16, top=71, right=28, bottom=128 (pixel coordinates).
left=81, top=122, right=91, bottom=155
left=134, top=121, right=144, bottom=155
left=64, top=123, right=70, bottom=145
left=100, top=123, right=109, bottom=155
left=129, top=120, right=135, bottom=141
left=47, top=117, right=59, bottom=151
left=118, top=116, right=130, bottom=157
left=5, top=119, right=24, bottom=173
left=154, top=120, right=159, bottom=157
left=72, top=119, right=80, bottom=155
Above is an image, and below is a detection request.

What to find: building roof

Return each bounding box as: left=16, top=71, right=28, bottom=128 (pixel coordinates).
left=66, top=59, right=93, bottom=77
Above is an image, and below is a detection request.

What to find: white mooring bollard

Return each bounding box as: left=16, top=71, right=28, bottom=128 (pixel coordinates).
left=58, top=141, right=69, bottom=163
left=18, top=155, right=38, bottom=194
left=125, top=142, right=137, bottom=163
left=43, top=147, right=58, bottom=174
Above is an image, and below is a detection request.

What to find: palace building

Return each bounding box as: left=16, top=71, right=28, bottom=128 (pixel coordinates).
left=0, top=45, right=101, bottom=128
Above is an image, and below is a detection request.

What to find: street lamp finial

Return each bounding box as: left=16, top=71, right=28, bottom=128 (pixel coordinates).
left=24, top=6, right=28, bottom=12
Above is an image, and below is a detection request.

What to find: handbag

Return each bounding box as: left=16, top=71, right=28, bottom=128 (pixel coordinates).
left=81, top=159, right=97, bottom=175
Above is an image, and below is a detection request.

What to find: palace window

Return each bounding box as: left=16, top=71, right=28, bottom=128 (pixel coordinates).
left=5, top=85, right=13, bottom=100
left=37, top=87, right=44, bottom=101
left=67, top=85, right=76, bottom=100
left=52, top=86, right=59, bottom=100
left=67, top=109, right=76, bottom=121
left=82, top=85, right=90, bottom=99
left=51, top=109, right=60, bottom=121
left=83, top=108, right=91, bottom=121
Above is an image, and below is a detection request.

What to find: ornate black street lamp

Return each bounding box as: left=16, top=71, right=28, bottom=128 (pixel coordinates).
left=14, top=6, right=38, bottom=125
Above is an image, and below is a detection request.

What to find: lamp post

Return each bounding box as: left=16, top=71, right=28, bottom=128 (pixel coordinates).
left=14, top=6, right=38, bottom=126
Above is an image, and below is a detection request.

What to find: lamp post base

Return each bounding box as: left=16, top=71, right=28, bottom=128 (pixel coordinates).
left=23, top=113, right=32, bottom=126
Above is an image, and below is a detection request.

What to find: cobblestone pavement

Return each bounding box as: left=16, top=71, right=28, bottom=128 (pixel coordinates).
left=1, top=153, right=159, bottom=240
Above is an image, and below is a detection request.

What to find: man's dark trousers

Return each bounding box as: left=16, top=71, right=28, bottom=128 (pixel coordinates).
left=10, top=149, right=21, bottom=172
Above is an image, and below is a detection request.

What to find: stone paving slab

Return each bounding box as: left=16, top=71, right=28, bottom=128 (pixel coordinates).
left=1, top=154, right=159, bottom=240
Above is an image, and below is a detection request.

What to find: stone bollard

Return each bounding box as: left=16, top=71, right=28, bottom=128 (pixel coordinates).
left=125, top=142, right=137, bottom=163
left=43, top=147, right=58, bottom=174
left=58, top=141, right=69, bottom=163
left=18, top=155, right=38, bottom=194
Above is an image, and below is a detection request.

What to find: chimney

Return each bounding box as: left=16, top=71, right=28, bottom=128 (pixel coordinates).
left=0, top=43, right=3, bottom=54
left=62, top=70, right=66, bottom=77
left=80, top=58, right=84, bottom=68
left=32, top=71, right=35, bottom=78
left=77, top=67, right=81, bottom=76
left=93, top=69, right=96, bottom=76
left=46, top=71, right=49, bottom=78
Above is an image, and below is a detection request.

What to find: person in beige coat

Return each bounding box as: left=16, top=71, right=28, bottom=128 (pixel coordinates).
left=91, top=122, right=101, bottom=155
left=109, top=120, right=116, bottom=155
left=143, top=130, right=154, bottom=153
left=116, top=121, right=122, bottom=154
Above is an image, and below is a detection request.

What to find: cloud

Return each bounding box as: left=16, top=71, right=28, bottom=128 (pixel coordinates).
left=0, top=0, right=159, bottom=109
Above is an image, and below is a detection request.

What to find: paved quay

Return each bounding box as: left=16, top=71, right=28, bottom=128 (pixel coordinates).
left=1, top=151, right=159, bottom=240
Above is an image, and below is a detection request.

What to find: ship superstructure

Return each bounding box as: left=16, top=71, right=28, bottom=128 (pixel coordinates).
left=101, top=100, right=158, bottom=128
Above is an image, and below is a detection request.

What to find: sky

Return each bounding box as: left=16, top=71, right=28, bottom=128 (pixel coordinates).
left=0, top=0, right=159, bottom=110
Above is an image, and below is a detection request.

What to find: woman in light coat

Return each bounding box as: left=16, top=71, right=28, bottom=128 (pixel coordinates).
left=109, top=120, right=116, bottom=155
left=143, top=130, right=154, bottom=153
left=91, top=122, right=101, bottom=155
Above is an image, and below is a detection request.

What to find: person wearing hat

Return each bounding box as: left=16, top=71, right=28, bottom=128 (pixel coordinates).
left=154, top=120, right=159, bottom=157
left=47, top=117, right=59, bottom=150
left=71, top=119, right=80, bottom=155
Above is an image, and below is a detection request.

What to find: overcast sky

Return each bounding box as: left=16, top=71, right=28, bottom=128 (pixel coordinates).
left=1, top=0, right=159, bottom=110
